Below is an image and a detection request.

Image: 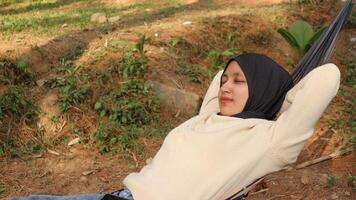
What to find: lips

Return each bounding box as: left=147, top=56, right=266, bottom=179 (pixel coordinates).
left=219, top=96, right=233, bottom=104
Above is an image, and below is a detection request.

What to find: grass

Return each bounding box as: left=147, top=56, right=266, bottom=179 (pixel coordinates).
left=0, top=0, right=196, bottom=36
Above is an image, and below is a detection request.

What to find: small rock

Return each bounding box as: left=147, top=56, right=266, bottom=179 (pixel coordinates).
left=331, top=193, right=338, bottom=199
left=350, top=37, right=356, bottom=43
left=344, top=191, right=350, bottom=196
left=145, top=80, right=200, bottom=115
left=183, top=21, right=192, bottom=25
left=108, top=16, right=120, bottom=23
left=97, top=15, right=107, bottom=24
left=82, top=170, right=94, bottom=176
left=61, top=23, right=68, bottom=28
left=91, top=13, right=106, bottom=23
left=301, top=174, right=310, bottom=185
left=80, top=176, right=88, bottom=183
left=68, top=137, right=80, bottom=146
left=36, top=79, right=46, bottom=87
left=154, top=32, right=159, bottom=37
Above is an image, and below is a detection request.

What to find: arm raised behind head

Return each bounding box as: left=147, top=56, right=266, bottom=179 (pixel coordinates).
left=271, top=63, right=341, bottom=164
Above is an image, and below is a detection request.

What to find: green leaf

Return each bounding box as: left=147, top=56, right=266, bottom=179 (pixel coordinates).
left=277, top=28, right=300, bottom=50
left=288, top=20, right=314, bottom=51
left=100, top=110, right=106, bottom=117
left=94, top=102, right=102, bottom=110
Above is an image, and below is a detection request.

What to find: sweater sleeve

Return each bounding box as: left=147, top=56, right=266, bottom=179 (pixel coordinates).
left=198, top=70, right=223, bottom=116
left=270, top=63, right=341, bottom=164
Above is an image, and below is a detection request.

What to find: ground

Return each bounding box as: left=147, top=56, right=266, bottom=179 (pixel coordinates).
left=0, top=0, right=355, bottom=200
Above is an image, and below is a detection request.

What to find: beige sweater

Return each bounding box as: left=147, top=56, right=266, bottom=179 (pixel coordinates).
left=123, top=63, right=340, bottom=200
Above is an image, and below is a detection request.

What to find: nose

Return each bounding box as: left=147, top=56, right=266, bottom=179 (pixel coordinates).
left=221, top=81, right=232, bottom=93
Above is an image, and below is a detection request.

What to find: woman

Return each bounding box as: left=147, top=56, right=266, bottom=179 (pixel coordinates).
left=12, top=53, right=340, bottom=200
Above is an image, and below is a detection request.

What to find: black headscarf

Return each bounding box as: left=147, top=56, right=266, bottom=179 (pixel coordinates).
left=219, top=53, right=294, bottom=120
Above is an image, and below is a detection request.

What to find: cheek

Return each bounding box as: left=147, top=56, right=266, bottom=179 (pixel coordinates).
left=233, top=87, right=249, bottom=103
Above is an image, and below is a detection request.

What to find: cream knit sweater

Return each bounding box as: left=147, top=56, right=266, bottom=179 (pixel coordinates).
left=123, top=63, right=340, bottom=200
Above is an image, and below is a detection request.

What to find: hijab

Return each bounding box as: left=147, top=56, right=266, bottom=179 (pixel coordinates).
left=219, top=53, right=294, bottom=120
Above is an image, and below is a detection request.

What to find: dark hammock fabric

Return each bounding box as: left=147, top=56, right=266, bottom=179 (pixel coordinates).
left=291, top=0, right=353, bottom=83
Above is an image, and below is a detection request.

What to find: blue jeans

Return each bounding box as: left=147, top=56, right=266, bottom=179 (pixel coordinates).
left=11, top=187, right=134, bottom=200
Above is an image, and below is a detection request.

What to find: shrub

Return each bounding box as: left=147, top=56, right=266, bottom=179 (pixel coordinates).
left=46, top=75, right=90, bottom=112
left=111, top=53, right=147, bottom=80
left=94, top=79, right=159, bottom=126
left=0, top=85, right=37, bottom=121
left=277, top=20, right=326, bottom=54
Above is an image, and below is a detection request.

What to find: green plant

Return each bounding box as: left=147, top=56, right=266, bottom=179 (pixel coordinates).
left=346, top=5, right=356, bottom=28
left=206, top=48, right=240, bottom=72
left=93, top=120, right=120, bottom=153
left=175, top=65, right=208, bottom=84
left=326, top=176, right=337, bottom=188
left=277, top=20, right=326, bottom=54
left=0, top=57, right=35, bottom=85
left=348, top=174, right=356, bottom=189
left=0, top=85, right=37, bottom=120
left=24, top=140, right=43, bottom=154
left=134, top=34, right=147, bottom=58
left=111, top=53, right=147, bottom=80
left=46, top=75, right=90, bottom=112
left=95, top=79, right=159, bottom=125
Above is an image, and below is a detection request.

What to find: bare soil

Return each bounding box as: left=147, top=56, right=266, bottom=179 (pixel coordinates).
left=0, top=0, right=355, bottom=199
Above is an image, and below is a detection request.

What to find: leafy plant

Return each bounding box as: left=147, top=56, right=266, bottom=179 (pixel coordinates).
left=92, top=120, right=143, bottom=154
left=277, top=20, right=326, bottom=53
left=0, top=57, right=35, bottom=85
left=134, top=34, right=147, bottom=58
left=326, top=176, right=337, bottom=188
left=207, top=48, right=240, bottom=72
left=111, top=53, right=147, bottom=80
left=46, top=75, right=90, bottom=112
left=0, top=85, right=37, bottom=120
left=175, top=65, right=208, bottom=84
left=93, top=120, right=120, bottom=153
left=95, top=79, right=159, bottom=126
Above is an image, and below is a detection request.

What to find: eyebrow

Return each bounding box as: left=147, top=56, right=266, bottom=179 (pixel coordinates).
left=222, top=72, right=242, bottom=77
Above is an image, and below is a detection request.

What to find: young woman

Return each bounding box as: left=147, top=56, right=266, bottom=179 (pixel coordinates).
left=12, top=53, right=340, bottom=200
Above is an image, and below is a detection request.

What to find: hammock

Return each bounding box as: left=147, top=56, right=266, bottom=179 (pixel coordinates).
left=228, top=1, right=353, bottom=200
left=291, top=0, right=353, bottom=83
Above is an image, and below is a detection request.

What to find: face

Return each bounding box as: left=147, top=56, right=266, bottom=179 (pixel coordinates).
left=218, top=61, right=249, bottom=116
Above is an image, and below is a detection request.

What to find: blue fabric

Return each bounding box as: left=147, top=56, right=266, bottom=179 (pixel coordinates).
left=11, top=187, right=134, bottom=200
left=11, top=194, right=105, bottom=200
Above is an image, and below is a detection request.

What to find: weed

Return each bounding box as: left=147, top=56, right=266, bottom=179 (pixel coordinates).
left=0, top=57, right=35, bottom=85
left=206, top=48, right=240, bottom=72
left=24, top=140, right=43, bottom=154
left=95, top=79, right=159, bottom=126
left=58, top=41, right=86, bottom=61
left=326, top=176, right=337, bottom=188
left=133, top=34, right=147, bottom=58
left=46, top=75, right=90, bottom=112
left=346, top=4, right=356, bottom=28
left=277, top=20, right=326, bottom=54
left=0, top=85, right=37, bottom=121
left=92, top=120, right=120, bottom=153
left=175, top=65, right=208, bottom=84
left=111, top=53, right=147, bottom=80
left=348, top=174, right=356, bottom=189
